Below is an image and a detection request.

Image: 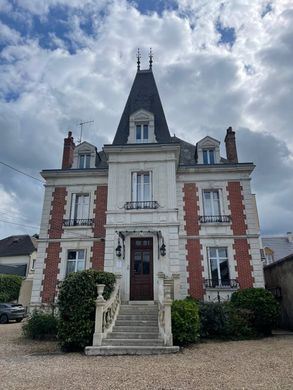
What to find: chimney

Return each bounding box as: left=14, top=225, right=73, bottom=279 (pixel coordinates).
left=287, top=232, right=293, bottom=243
left=225, top=126, right=238, bottom=163
left=62, top=131, right=75, bottom=169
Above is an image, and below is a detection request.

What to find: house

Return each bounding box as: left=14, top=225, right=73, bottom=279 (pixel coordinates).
left=264, top=254, right=293, bottom=330
left=31, top=58, right=264, bottom=351
left=262, top=232, right=293, bottom=265
left=0, top=235, right=37, bottom=307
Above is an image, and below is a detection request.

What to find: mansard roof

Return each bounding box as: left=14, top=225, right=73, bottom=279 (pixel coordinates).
left=0, top=235, right=37, bottom=257
left=113, top=69, right=171, bottom=145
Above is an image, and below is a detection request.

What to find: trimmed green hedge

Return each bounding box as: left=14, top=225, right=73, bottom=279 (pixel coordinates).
left=57, top=270, right=116, bottom=351
left=171, top=299, right=200, bottom=345
left=23, top=311, right=58, bottom=340
left=231, top=288, right=280, bottom=336
left=0, top=274, right=23, bottom=302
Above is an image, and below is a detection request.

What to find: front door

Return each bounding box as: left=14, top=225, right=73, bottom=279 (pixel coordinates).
left=130, top=237, right=153, bottom=300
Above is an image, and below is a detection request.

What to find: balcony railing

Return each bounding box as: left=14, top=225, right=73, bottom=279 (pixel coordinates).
left=199, top=215, right=231, bottom=223
left=124, top=201, right=159, bottom=210
left=63, top=218, right=93, bottom=227
left=204, top=279, right=239, bottom=289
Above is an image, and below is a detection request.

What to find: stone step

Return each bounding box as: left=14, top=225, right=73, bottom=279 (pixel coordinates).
left=85, top=345, right=180, bottom=356
left=115, top=320, right=158, bottom=327
left=110, top=332, right=160, bottom=339
left=117, top=314, right=158, bottom=321
left=113, top=326, right=159, bottom=333
left=119, top=308, right=158, bottom=315
left=102, top=338, right=164, bottom=346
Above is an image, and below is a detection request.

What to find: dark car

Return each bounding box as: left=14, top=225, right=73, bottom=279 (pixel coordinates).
left=0, top=303, right=26, bottom=324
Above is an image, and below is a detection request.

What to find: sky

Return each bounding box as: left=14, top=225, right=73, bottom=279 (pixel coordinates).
left=0, top=0, right=293, bottom=239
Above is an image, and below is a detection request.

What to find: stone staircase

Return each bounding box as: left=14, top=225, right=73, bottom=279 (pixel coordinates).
left=85, top=303, right=179, bottom=355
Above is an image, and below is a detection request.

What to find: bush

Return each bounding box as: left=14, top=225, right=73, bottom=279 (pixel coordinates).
left=0, top=274, right=22, bottom=302
left=23, top=311, right=58, bottom=340
left=57, top=270, right=116, bottom=351
left=199, top=302, right=255, bottom=340
left=171, top=299, right=200, bottom=346
left=231, top=288, right=280, bottom=336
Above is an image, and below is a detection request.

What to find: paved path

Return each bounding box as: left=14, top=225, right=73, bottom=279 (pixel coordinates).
left=1, top=322, right=293, bottom=389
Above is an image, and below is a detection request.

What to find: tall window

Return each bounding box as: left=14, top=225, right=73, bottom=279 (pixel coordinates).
left=79, top=154, right=91, bottom=168
left=203, top=149, right=215, bottom=164
left=66, top=250, right=85, bottom=274
left=203, top=190, right=220, bottom=216
left=132, top=172, right=151, bottom=203
left=136, top=124, right=149, bottom=143
left=71, top=194, right=90, bottom=221
left=208, top=247, right=230, bottom=286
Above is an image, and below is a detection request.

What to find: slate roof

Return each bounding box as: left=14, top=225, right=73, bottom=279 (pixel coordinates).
left=262, top=236, right=293, bottom=262
left=113, top=69, right=171, bottom=145
left=171, top=136, right=196, bottom=165
left=0, top=235, right=37, bottom=257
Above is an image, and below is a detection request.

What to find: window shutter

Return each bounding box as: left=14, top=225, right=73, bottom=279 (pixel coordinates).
left=70, top=194, right=76, bottom=219
left=132, top=172, right=137, bottom=201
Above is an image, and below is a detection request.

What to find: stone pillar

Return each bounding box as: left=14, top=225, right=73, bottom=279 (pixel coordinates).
left=163, top=278, right=173, bottom=346
left=92, top=284, right=105, bottom=346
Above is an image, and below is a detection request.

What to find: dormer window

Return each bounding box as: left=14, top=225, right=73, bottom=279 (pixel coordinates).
left=79, top=154, right=90, bottom=169
left=203, top=149, right=215, bottom=164
left=136, top=124, right=149, bottom=143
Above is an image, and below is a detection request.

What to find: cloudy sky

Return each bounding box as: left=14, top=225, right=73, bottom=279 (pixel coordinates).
left=0, top=0, right=292, bottom=239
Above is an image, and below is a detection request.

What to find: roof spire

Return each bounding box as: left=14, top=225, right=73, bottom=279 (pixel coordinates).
left=136, top=48, right=141, bottom=71
left=149, top=47, right=153, bottom=70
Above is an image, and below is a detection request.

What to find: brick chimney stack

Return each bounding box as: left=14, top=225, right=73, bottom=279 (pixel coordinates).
left=62, top=131, right=75, bottom=169
left=225, top=126, right=238, bottom=163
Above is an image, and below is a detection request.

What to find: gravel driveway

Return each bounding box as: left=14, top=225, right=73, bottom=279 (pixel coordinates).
left=1, top=322, right=293, bottom=390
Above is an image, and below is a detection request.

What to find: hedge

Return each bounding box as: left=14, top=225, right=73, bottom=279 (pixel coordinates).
left=171, top=299, right=200, bottom=345
left=57, top=270, right=116, bottom=351
left=23, top=311, right=58, bottom=340
left=0, top=274, right=23, bottom=302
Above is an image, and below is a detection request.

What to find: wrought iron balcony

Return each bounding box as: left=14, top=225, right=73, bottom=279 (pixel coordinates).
left=204, top=279, right=239, bottom=289
left=63, top=218, right=93, bottom=227
left=124, top=201, right=159, bottom=210
left=199, top=215, right=231, bottom=223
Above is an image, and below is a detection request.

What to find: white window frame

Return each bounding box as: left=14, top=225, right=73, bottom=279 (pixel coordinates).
left=70, top=194, right=90, bottom=221
left=135, top=123, right=149, bottom=143
left=131, top=171, right=152, bottom=202
left=203, top=149, right=215, bottom=164
left=66, top=249, right=86, bottom=275
left=79, top=153, right=91, bottom=169
left=203, top=190, right=221, bottom=216
left=207, top=247, right=230, bottom=284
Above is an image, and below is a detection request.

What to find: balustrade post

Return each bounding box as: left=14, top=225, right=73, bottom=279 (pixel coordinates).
left=92, top=284, right=105, bottom=346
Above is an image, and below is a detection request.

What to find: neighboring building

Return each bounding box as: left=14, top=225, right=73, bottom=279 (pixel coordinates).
left=264, top=254, right=293, bottom=330
left=31, top=61, right=264, bottom=310
left=262, top=232, right=293, bottom=265
left=0, top=235, right=37, bottom=277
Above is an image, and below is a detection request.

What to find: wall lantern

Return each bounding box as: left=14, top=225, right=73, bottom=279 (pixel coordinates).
left=160, top=242, right=166, bottom=257
left=115, top=239, right=122, bottom=258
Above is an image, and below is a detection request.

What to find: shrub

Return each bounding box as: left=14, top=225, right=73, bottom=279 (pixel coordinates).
left=199, top=302, right=255, bottom=340
left=231, top=288, right=280, bottom=336
left=23, top=311, right=58, bottom=340
left=57, top=270, right=116, bottom=351
left=171, top=299, right=200, bottom=346
left=0, top=274, right=22, bottom=302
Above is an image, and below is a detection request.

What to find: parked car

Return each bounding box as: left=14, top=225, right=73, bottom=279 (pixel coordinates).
left=0, top=303, right=26, bottom=324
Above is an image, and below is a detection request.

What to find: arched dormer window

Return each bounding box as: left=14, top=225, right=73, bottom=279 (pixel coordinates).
left=128, top=109, right=156, bottom=144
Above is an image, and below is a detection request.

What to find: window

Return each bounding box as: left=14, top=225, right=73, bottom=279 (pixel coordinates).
left=203, top=190, right=220, bottom=216
left=79, top=154, right=91, bottom=168
left=136, top=124, right=149, bottom=143
left=71, top=194, right=90, bottom=220
left=203, top=149, right=215, bottom=164
left=208, top=247, right=230, bottom=286
left=66, top=250, right=86, bottom=275
left=132, top=172, right=151, bottom=202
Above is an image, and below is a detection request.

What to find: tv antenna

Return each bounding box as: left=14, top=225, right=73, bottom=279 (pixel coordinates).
left=78, top=120, right=94, bottom=144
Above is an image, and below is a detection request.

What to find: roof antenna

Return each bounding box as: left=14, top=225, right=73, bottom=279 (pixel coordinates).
left=149, top=47, right=153, bottom=70
left=137, top=48, right=141, bottom=71
left=78, top=120, right=94, bottom=144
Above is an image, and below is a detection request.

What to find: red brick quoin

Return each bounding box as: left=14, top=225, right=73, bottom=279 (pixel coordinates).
left=227, top=182, right=254, bottom=288
left=42, top=187, right=67, bottom=304
left=183, top=183, right=204, bottom=299
left=91, top=185, right=108, bottom=270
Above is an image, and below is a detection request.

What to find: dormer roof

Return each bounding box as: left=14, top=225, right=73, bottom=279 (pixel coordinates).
left=113, top=69, right=171, bottom=145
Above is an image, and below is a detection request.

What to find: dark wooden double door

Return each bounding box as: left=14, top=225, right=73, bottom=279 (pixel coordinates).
left=130, top=237, right=153, bottom=300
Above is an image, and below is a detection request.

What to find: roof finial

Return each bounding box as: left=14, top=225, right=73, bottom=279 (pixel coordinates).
left=137, top=48, right=141, bottom=71
left=149, top=47, right=153, bottom=70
